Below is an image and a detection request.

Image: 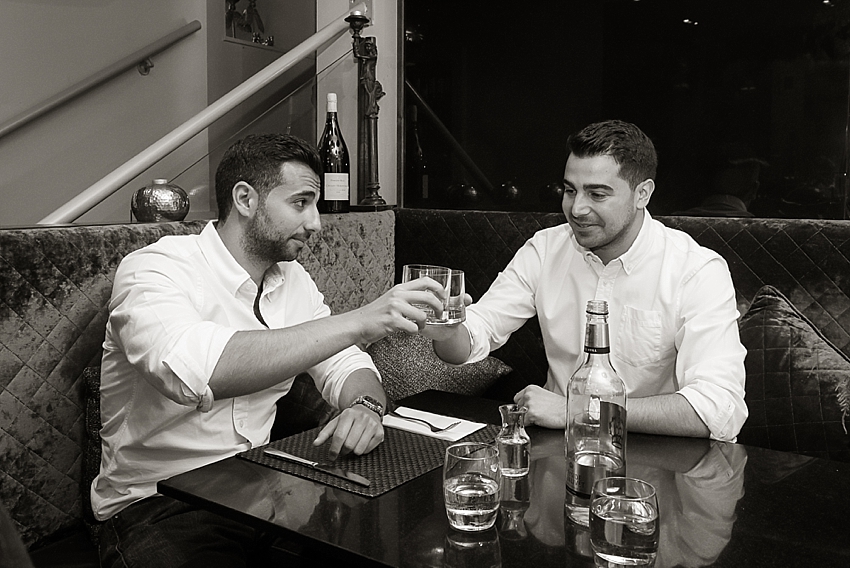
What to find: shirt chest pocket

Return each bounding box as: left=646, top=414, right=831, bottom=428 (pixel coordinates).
left=614, top=306, right=663, bottom=366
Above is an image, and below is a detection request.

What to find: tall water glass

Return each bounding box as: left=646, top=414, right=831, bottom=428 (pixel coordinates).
left=443, top=442, right=501, bottom=531
left=589, top=477, right=659, bottom=566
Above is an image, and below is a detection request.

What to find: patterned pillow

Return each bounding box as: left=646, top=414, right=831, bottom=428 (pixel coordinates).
left=738, top=285, right=850, bottom=462
left=366, top=332, right=513, bottom=402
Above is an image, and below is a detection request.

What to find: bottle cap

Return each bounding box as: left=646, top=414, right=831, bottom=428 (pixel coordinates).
left=327, top=92, right=337, bottom=113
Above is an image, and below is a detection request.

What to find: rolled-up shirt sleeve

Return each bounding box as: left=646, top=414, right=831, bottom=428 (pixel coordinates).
left=465, top=235, right=543, bottom=363
left=287, top=272, right=381, bottom=408
left=107, top=249, right=237, bottom=409
left=674, top=257, right=748, bottom=441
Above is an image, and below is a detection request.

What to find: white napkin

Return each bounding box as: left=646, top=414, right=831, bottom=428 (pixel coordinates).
left=383, top=406, right=486, bottom=442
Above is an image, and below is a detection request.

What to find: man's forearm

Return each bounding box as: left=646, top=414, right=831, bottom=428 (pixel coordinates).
left=431, top=323, right=473, bottom=364
left=337, top=368, right=387, bottom=410
left=627, top=393, right=710, bottom=438
left=209, top=312, right=365, bottom=399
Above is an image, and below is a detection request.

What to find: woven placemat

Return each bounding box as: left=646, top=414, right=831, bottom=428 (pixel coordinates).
left=238, top=423, right=500, bottom=497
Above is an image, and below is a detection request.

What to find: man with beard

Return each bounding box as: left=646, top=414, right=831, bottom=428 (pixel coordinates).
left=94, top=134, right=445, bottom=567
left=428, top=120, right=747, bottom=441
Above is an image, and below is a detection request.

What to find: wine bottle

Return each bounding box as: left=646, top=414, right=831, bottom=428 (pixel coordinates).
left=318, top=92, right=350, bottom=213
left=406, top=105, right=429, bottom=204
left=565, top=299, right=627, bottom=528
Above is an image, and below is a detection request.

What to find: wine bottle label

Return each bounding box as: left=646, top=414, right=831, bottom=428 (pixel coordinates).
left=584, top=346, right=610, bottom=354
left=323, top=173, right=349, bottom=201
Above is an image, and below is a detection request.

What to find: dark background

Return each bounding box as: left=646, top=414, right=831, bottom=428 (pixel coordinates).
left=402, top=0, right=850, bottom=218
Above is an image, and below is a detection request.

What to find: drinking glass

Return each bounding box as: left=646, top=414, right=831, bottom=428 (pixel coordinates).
left=589, top=477, right=659, bottom=566
left=401, top=264, right=450, bottom=322
left=433, top=268, right=465, bottom=326
left=443, top=442, right=501, bottom=532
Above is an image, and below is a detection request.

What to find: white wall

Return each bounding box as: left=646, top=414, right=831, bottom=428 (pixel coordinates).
left=206, top=0, right=317, bottom=214
left=0, top=0, right=398, bottom=227
left=0, top=0, right=210, bottom=227
left=317, top=0, right=398, bottom=206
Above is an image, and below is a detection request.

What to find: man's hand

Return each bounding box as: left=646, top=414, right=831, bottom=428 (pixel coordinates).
left=514, top=385, right=566, bottom=429
left=312, top=404, right=384, bottom=460
left=353, top=277, right=447, bottom=345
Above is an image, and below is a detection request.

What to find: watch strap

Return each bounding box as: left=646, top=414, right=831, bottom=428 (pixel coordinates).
left=350, top=395, right=385, bottom=417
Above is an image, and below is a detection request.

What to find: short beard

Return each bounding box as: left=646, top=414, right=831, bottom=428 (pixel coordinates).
left=243, top=207, right=297, bottom=265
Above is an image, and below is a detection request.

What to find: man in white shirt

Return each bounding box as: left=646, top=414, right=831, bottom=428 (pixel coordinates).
left=95, top=134, right=445, bottom=568
left=430, top=120, right=747, bottom=441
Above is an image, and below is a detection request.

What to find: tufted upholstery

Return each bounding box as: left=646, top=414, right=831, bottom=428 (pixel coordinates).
left=0, top=212, right=394, bottom=548
left=737, top=285, right=850, bottom=461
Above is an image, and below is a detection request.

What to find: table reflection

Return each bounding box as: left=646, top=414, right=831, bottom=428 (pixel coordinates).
left=444, top=528, right=502, bottom=568
left=497, top=476, right=531, bottom=541
left=522, top=431, right=747, bottom=568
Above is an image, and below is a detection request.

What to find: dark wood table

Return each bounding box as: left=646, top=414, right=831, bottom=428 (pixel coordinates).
left=158, top=390, right=850, bottom=567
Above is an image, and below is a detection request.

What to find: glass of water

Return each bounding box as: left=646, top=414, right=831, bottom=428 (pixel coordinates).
left=589, top=477, right=659, bottom=566
left=401, top=264, right=450, bottom=321
left=443, top=442, right=501, bottom=532
left=431, top=268, right=465, bottom=326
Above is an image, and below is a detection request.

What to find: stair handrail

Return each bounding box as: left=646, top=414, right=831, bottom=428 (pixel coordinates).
left=39, top=2, right=369, bottom=225
left=0, top=20, right=202, bottom=141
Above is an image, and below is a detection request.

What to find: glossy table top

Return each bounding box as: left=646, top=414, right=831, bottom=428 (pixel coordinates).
left=158, top=390, right=850, bottom=567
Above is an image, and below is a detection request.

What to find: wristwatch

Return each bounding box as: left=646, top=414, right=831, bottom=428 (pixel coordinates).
left=350, top=395, right=385, bottom=417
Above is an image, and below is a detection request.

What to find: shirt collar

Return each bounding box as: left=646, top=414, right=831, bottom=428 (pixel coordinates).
left=198, top=221, right=254, bottom=296
left=198, top=222, right=289, bottom=298
left=617, top=210, right=655, bottom=275
left=574, top=210, right=655, bottom=274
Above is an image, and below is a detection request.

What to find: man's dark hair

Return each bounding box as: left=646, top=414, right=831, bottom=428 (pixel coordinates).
left=567, top=120, right=657, bottom=190
left=214, top=133, right=322, bottom=220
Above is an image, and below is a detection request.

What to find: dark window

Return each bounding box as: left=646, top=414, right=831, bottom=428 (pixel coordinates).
left=402, top=0, right=850, bottom=219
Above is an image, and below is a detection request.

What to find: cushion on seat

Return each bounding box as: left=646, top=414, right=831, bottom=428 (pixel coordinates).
left=366, top=332, right=513, bottom=402
left=738, top=285, right=850, bottom=461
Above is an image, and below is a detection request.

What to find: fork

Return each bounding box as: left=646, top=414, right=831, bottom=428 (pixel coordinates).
left=389, top=410, right=460, bottom=433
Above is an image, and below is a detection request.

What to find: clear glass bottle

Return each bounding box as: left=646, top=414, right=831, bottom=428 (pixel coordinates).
left=318, top=92, right=350, bottom=213
left=565, top=300, right=627, bottom=527
left=495, top=403, right=530, bottom=477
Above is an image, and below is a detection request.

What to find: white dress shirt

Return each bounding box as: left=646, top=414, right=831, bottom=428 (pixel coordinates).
left=91, top=221, right=378, bottom=520
left=465, top=211, right=747, bottom=441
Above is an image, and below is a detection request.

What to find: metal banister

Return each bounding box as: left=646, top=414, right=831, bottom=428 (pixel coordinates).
left=0, top=21, right=202, bottom=141
left=39, top=2, right=369, bottom=225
